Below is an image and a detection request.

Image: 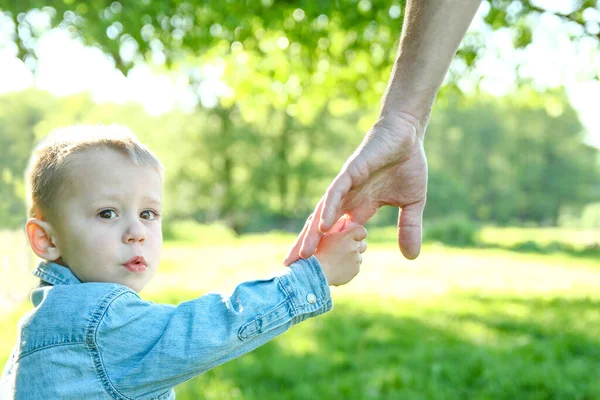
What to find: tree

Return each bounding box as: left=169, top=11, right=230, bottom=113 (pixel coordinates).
left=424, top=87, right=599, bottom=225
left=0, top=90, right=55, bottom=229
left=1, top=0, right=598, bottom=229
left=2, top=1, right=598, bottom=81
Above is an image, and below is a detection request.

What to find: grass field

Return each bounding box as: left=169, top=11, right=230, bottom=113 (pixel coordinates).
left=1, top=227, right=599, bottom=399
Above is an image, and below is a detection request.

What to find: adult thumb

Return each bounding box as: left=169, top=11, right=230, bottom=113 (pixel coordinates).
left=397, top=200, right=425, bottom=260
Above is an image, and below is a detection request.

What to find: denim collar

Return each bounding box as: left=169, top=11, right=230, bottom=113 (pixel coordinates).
left=33, top=261, right=82, bottom=286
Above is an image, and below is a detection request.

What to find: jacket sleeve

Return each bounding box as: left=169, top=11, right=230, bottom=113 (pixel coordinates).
left=93, top=256, right=332, bottom=399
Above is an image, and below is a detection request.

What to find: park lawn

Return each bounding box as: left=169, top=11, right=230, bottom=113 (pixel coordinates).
left=478, top=226, right=599, bottom=249
left=1, top=229, right=599, bottom=399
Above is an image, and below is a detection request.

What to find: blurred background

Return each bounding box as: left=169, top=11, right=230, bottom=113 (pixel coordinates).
left=0, top=1, right=599, bottom=398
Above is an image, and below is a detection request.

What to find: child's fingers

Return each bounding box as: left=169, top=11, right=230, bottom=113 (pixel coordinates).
left=348, top=225, right=367, bottom=241
left=326, top=214, right=350, bottom=235
left=358, top=240, right=367, bottom=254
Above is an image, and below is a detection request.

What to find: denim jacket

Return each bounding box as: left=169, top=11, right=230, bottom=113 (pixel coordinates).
left=0, top=257, right=332, bottom=399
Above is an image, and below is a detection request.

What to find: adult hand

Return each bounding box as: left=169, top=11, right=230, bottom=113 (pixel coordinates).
left=284, top=0, right=480, bottom=266
left=284, top=112, right=428, bottom=266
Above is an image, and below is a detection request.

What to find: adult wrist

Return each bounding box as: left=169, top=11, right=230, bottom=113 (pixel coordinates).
left=379, top=81, right=436, bottom=139
left=376, top=109, right=429, bottom=141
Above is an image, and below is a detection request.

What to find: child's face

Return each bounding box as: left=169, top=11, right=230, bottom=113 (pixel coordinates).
left=51, top=147, right=163, bottom=292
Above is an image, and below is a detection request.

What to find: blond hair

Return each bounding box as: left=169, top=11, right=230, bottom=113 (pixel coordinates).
left=26, top=124, right=164, bottom=220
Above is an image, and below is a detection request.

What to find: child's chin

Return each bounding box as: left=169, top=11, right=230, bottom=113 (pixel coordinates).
left=119, top=277, right=151, bottom=293
left=125, top=283, right=145, bottom=293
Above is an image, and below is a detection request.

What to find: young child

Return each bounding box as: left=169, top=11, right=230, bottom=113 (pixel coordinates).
left=0, top=125, right=367, bottom=399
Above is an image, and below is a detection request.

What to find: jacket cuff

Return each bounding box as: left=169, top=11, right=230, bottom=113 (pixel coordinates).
left=277, top=256, right=333, bottom=324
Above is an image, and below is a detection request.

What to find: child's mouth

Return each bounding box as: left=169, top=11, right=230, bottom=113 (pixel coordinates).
left=123, top=256, right=148, bottom=273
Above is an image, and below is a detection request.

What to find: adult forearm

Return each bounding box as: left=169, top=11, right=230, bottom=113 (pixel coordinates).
left=381, top=0, right=482, bottom=134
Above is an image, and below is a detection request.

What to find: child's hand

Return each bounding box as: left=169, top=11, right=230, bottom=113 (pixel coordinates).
left=314, top=215, right=367, bottom=286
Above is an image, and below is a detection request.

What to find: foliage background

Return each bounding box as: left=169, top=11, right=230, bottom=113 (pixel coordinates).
left=1, top=0, right=600, bottom=233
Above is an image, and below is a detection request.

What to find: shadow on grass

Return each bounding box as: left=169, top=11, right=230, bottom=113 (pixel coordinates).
left=173, top=295, right=600, bottom=400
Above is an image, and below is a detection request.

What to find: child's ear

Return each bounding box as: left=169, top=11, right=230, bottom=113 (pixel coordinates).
left=25, top=218, right=61, bottom=261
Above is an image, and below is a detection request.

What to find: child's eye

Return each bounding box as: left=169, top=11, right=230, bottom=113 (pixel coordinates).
left=98, top=209, right=117, bottom=219
left=140, top=210, right=160, bottom=221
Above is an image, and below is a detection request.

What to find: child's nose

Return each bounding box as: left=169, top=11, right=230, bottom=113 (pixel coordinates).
left=122, top=219, right=146, bottom=243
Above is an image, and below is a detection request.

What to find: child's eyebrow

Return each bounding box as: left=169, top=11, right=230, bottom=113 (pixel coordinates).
left=142, top=196, right=162, bottom=206
left=89, top=195, right=162, bottom=206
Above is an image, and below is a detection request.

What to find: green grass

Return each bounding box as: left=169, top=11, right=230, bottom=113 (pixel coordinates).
left=1, top=227, right=600, bottom=399
left=478, top=226, right=599, bottom=249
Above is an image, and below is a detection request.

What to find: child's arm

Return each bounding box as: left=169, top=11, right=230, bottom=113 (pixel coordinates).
left=94, top=257, right=329, bottom=398
left=92, top=217, right=366, bottom=399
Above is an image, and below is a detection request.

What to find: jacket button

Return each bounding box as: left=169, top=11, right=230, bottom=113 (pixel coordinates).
left=306, top=293, right=317, bottom=304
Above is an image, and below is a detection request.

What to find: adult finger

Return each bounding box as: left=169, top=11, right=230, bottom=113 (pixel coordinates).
left=397, top=200, right=425, bottom=260
left=299, top=198, right=326, bottom=259
left=358, top=240, right=367, bottom=254
left=283, top=210, right=315, bottom=266
left=319, top=172, right=353, bottom=233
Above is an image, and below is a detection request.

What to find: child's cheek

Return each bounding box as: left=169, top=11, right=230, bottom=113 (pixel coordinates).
left=86, top=228, right=119, bottom=260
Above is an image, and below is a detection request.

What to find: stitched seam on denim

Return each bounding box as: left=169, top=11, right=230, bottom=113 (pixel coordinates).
left=289, top=256, right=333, bottom=325
left=86, top=287, right=137, bottom=400
left=286, top=270, right=307, bottom=313
left=306, top=256, right=329, bottom=300
left=86, top=289, right=173, bottom=400
left=16, top=342, right=83, bottom=361
left=154, top=390, right=175, bottom=400
left=276, top=275, right=301, bottom=315
left=291, top=298, right=332, bottom=324
left=237, top=299, right=290, bottom=341
left=299, top=257, right=326, bottom=311
left=32, top=268, right=69, bottom=285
